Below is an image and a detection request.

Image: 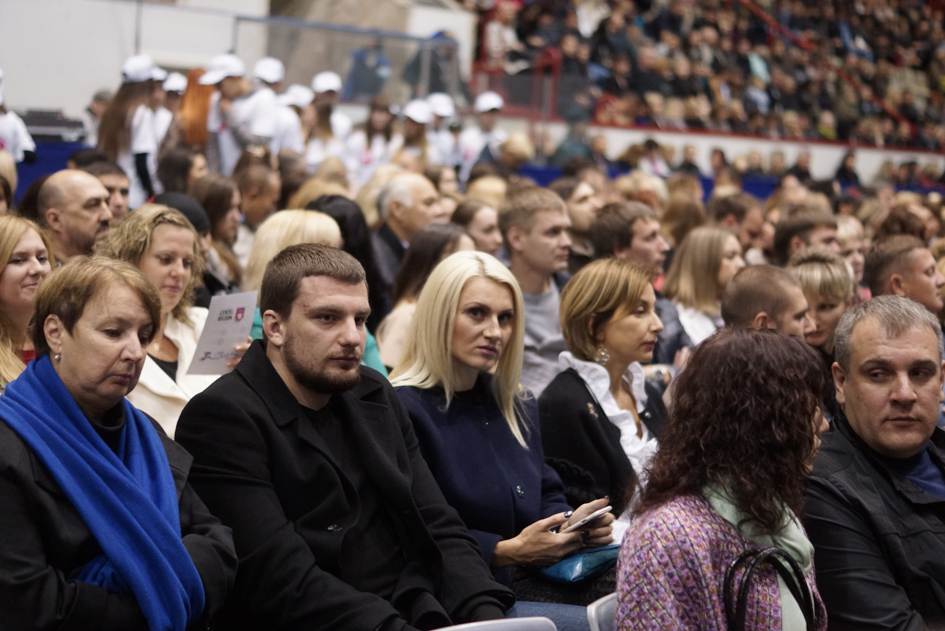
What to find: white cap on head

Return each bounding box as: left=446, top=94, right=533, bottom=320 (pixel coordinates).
left=474, top=91, right=504, bottom=113
left=311, top=71, right=343, bottom=94
left=426, top=92, right=455, bottom=118
left=277, top=84, right=315, bottom=109
left=199, top=54, right=246, bottom=85
left=122, top=54, right=162, bottom=83
left=402, top=99, right=433, bottom=125
left=163, top=72, right=187, bottom=93
left=253, top=57, right=285, bottom=84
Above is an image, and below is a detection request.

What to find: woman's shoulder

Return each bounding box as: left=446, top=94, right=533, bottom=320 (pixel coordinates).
left=626, top=494, right=736, bottom=554
left=537, top=368, right=588, bottom=405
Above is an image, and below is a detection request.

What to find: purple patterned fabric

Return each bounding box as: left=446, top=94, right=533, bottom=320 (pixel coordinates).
left=615, top=494, right=827, bottom=630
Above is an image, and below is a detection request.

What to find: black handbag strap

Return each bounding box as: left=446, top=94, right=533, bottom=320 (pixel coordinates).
left=723, top=547, right=815, bottom=631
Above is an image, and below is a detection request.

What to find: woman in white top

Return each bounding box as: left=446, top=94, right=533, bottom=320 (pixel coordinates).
left=539, top=258, right=665, bottom=521
left=305, top=73, right=350, bottom=172
left=96, top=203, right=246, bottom=437
left=662, top=225, right=744, bottom=346
left=391, top=99, right=439, bottom=171
left=99, top=55, right=165, bottom=209
left=344, top=95, right=401, bottom=187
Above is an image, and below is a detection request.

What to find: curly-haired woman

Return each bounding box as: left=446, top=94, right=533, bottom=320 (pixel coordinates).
left=616, top=328, right=830, bottom=630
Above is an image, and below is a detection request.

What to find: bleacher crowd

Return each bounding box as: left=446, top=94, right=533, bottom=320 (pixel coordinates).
left=1, top=40, right=945, bottom=630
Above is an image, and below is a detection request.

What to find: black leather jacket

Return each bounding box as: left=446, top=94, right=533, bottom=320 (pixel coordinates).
left=805, top=414, right=945, bottom=630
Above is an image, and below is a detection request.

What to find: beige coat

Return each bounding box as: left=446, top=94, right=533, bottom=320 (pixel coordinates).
left=127, top=307, right=221, bottom=439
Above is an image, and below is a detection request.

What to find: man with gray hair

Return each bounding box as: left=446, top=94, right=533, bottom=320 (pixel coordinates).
left=371, top=173, right=445, bottom=319
left=805, top=295, right=945, bottom=629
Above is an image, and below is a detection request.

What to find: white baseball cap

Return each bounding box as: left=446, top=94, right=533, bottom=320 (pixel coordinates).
left=163, top=72, right=187, bottom=93
left=474, top=91, right=504, bottom=113
left=199, top=54, right=246, bottom=85
left=277, top=84, right=315, bottom=109
left=253, top=57, right=285, bottom=84
left=402, top=99, right=433, bottom=125
left=427, top=92, right=455, bottom=118
left=311, top=71, right=343, bottom=94
left=122, top=54, right=164, bottom=83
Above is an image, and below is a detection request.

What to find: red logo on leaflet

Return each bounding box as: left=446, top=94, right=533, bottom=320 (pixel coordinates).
left=235, top=307, right=245, bottom=322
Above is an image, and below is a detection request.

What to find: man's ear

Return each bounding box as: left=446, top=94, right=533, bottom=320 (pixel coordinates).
left=718, top=214, right=738, bottom=230
left=788, top=235, right=806, bottom=258
left=832, top=362, right=847, bottom=406
left=388, top=200, right=405, bottom=224
left=45, top=207, right=62, bottom=234
left=888, top=272, right=907, bottom=297
left=751, top=311, right=777, bottom=330
left=506, top=225, right=524, bottom=254
left=262, top=310, right=285, bottom=348
left=612, top=245, right=631, bottom=260
left=43, top=315, right=64, bottom=354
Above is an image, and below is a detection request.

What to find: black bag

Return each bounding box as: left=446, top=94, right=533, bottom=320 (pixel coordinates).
left=722, top=547, right=815, bottom=631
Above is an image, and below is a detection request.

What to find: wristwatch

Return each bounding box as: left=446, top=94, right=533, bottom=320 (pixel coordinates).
left=651, top=366, right=670, bottom=386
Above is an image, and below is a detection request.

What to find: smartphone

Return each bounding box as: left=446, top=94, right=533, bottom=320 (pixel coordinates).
left=558, top=506, right=613, bottom=534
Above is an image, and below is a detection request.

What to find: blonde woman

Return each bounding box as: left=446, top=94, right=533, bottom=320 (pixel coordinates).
left=836, top=214, right=870, bottom=302
left=787, top=246, right=855, bottom=421
left=0, top=216, right=53, bottom=389
left=391, top=251, right=614, bottom=617
left=96, top=204, right=245, bottom=437
left=662, top=226, right=744, bottom=345
left=242, top=209, right=386, bottom=375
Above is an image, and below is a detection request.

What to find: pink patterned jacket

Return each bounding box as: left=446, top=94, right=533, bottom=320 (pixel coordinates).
left=616, top=494, right=827, bottom=630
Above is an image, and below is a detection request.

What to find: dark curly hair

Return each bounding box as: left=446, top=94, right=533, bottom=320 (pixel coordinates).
left=634, top=328, right=827, bottom=534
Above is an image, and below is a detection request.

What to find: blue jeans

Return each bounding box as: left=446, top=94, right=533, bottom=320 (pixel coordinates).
left=506, top=601, right=590, bottom=631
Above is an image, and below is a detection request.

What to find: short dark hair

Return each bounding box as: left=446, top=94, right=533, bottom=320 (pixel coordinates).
left=863, top=235, right=927, bottom=298
left=260, top=243, right=366, bottom=319
left=548, top=177, right=582, bottom=203
left=588, top=201, right=657, bottom=259
left=392, top=223, right=469, bottom=304
left=497, top=187, right=566, bottom=247
left=708, top=192, right=759, bottom=224
left=236, top=163, right=277, bottom=196
left=81, top=161, right=128, bottom=179
left=721, top=265, right=802, bottom=328
left=771, top=211, right=837, bottom=266
left=157, top=147, right=198, bottom=194
left=68, top=148, right=108, bottom=169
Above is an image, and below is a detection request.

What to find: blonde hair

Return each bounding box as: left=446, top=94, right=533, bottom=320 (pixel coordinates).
left=0, top=150, right=17, bottom=196
left=287, top=177, right=351, bottom=211
left=390, top=251, right=529, bottom=447
left=835, top=215, right=865, bottom=246
left=663, top=226, right=734, bottom=313
left=465, top=175, right=509, bottom=210
left=560, top=258, right=652, bottom=361
left=95, top=204, right=205, bottom=323
left=0, top=217, right=53, bottom=386
left=787, top=246, right=855, bottom=305
left=243, top=210, right=343, bottom=292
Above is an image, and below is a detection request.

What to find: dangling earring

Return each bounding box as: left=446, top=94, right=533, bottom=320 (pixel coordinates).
left=54, top=352, right=61, bottom=362
left=595, top=344, right=610, bottom=367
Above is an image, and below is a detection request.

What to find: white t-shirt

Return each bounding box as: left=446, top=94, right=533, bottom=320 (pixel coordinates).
left=304, top=110, right=352, bottom=173
left=344, top=130, right=402, bottom=187
left=458, top=126, right=507, bottom=184
left=270, top=105, right=305, bottom=156
left=429, top=128, right=459, bottom=168
left=117, top=104, right=159, bottom=209
left=207, top=88, right=278, bottom=176
left=0, top=110, right=35, bottom=162
left=152, top=106, right=173, bottom=150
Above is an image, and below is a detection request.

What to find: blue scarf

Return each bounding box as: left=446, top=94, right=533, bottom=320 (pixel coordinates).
left=0, top=355, right=205, bottom=630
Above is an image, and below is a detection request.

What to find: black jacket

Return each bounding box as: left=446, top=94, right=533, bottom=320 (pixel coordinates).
left=0, top=414, right=236, bottom=630
left=175, top=341, right=513, bottom=631
left=805, top=414, right=945, bottom=630
left=538, top=367, right=665, bottom=515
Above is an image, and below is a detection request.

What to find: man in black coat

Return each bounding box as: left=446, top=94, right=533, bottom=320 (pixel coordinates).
left=176, top=243, right=513, bottom=631
left=805, top=296, right=945, bottom=629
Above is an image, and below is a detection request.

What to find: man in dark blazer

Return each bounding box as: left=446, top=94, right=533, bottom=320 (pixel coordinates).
left=175, top=243, right=513, bottom=631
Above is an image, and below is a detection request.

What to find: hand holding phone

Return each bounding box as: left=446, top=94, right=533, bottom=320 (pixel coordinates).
left=558, top=505, right=613, bottom=534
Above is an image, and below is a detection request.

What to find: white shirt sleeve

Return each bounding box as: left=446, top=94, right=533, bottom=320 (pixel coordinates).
left=129, top=105, right=157, bottom=155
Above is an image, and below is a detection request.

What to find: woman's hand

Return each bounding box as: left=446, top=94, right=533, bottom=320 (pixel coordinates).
left=491, top=513, right=585, bottom=568
left=226, top=337, right=252, bottom=370
left=561, top=498, right=615, bottom=548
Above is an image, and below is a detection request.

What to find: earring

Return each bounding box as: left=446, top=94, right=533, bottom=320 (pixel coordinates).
left=54, top=353, right=61, bottom=362
left=595, top=344, right=610, bottom=367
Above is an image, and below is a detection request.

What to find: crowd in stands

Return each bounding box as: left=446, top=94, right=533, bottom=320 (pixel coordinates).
left=469, top=0, right=945, bottom=152
left=3, top=40, right=945, bottom=630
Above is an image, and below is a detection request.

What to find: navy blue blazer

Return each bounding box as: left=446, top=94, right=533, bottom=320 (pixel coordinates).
left=396, top=375, right=571, bottom=585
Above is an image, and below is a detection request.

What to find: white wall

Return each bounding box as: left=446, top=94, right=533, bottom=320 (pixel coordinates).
left=0, top=0, right=268, bottom=118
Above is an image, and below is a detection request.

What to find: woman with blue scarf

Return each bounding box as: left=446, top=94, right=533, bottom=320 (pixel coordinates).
left=0, top=256, right=237, bottom=630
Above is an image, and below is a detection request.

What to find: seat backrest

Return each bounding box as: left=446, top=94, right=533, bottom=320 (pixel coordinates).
left=587, top=592, right=617, bottom=631
left=442, top=616, right=558, bottom=631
